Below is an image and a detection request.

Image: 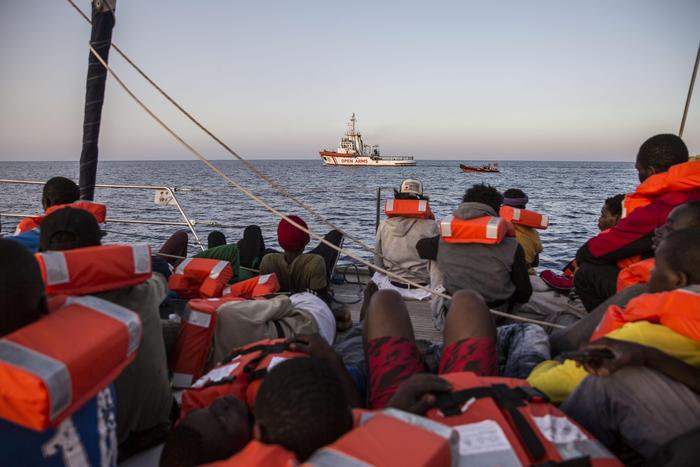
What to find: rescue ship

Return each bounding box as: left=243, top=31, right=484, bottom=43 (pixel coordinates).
left=320, top=114, right=415, bottom=166
left=460, top=163, right=500, bottom=173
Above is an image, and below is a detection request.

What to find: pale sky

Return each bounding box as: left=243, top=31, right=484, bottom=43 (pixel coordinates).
left=0, top=0, right=698, bottom=161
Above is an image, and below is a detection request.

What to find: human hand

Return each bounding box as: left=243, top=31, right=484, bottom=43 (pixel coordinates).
left=333, top=306, right=353, bottom=331
left=287, top=333, right=344, bottom=370
left=576, top=338, right=649, bottom=376
left=387, top=374, right=452, bottom=415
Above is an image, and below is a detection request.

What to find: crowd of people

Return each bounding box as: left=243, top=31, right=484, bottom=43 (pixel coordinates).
left=1, top=132, right=699, bottom=466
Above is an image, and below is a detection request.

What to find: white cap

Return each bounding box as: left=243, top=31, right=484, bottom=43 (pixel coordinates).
left=400, top=179, right=423, bottom=196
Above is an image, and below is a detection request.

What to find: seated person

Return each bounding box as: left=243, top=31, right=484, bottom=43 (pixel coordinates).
left=39, top=207, right=173, bottom=456
left=208, top=230, right=226, bottom=248
left=502, top=188, right=543, bottom=273
left=529, top=227, right=700, bottom=403
left=561, top=338, right=700, bottom=460
left=420, top=184, right=532, bottom=314
left=236, top=225, right=267, bottom=280
left=373, top=179, right=439, bottom=298
left=575, top=134, right=700, bottom=311
left=8, top=176, right=81, bottom=252
left=598, top=194, right=625, bottom=231
left=0, top=239, right=119, bottom=466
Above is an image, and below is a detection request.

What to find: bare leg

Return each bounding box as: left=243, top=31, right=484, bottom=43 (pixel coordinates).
left=359, top=280, right=379, bottom=322
left=443, top=290, right=496, bottom=347
left=363, top=289, right=416, bottom=350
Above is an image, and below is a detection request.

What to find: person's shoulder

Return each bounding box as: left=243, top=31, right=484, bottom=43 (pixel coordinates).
left=300, top=252, right=326, bottom=267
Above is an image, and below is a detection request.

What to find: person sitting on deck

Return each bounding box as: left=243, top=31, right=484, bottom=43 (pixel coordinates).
left=0, top=239, right=120, bottom=466
left=418, top=183, right=532, bottom=325
left=598, top=194, right=626, bottom=231
left=528, top=227, right=700, bottom=405
left=259, top=215, right=351, bottom=330
left=38, top=207, right=173, bottom=459
left=502, top=188, right=544, bottom=273
left=574, top=134, right=700, bottom=311
left=373, top=178, right=439, bottom=300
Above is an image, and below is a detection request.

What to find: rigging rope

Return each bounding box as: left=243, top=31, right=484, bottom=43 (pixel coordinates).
left=81, top=40, right=564, bottom=330
left=64, top=0, right=415, bottom=275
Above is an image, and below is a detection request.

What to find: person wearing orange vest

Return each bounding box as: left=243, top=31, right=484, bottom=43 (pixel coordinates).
left=0, top=239, right=120, bottom=466
left=575, top=134, right=700, bottom=311
left=373, top=179, right=439, bottom=298
left=38, top=207, right=174, bottom=458
left=502, top=188, right=544, bottom=273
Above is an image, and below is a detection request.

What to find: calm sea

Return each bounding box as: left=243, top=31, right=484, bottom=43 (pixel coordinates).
left=0, top=160, right=638, bottom=270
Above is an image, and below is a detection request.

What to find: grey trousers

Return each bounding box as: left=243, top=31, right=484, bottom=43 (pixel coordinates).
left=560, top=367, right=700, bottom=458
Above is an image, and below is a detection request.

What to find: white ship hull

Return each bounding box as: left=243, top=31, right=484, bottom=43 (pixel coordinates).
left=321, top=154, right=416, bottom=167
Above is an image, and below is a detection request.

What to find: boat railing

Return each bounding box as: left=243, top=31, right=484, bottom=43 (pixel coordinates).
left=0, top=179, right=247, bottom=250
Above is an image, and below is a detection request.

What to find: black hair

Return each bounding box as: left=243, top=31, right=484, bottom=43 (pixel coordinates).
left=604, top=194, right=626, bottom=218
left=676, top=200, right=700, bottom=225
left=462, top=183, right=504, bottom=212
left=159, top=424, right=205, bottom=467
left=255, top=357, right=353, bottom=461
left=659, top=227, right=700, bottom=284
left=207, top=231, right=227, bottom=249
left=42, top=176, right=80, bottom=208
left=636, top=134, right=689, bottom=173
left=0, top=239, right=47, bottom=336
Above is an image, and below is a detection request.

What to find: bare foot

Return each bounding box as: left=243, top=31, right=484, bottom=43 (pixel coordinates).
left=359, top=280, right=379, bottom=322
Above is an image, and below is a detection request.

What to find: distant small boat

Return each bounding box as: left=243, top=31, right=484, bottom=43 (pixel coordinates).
left=460, top=163, right=500, bottom=173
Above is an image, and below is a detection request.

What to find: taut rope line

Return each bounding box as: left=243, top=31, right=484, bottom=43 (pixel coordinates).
left=65, top=0, right=416, bottom=275
left=84, top=42, right=564, bottom=330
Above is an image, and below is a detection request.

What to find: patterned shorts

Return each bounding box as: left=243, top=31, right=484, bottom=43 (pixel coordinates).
left=367, top=336, right=497, bottom=409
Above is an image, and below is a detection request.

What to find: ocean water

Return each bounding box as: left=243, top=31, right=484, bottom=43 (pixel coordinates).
left=0, top=159, right=638, bottom=270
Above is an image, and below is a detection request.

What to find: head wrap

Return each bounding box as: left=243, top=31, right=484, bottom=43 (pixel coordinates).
left=503, top=195, right=529, bottom=208
left=277, top=215, right=310, bottom=252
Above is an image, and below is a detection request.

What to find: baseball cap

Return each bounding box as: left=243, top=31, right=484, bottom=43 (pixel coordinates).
left=39, top=207, right=103, bottom=251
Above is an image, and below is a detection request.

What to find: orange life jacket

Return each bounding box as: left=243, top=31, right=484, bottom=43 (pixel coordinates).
left=384, top=199, right=435, bottom=220
left=223, top=273, right=281, bottom=299
left=0, top=295, right=141, bottom=431
left=304, top=412, right=455, bottom=467
left=592, top=286, right=700, bottom=341
left=439, top=215, right=515, bottom=244
left=15, top=201, right=108, bottom=234
left=169, top=258, right=233, bottom=299
left=425, top=372, right=620, bottom=466
left=616, top=258, right=655, bottom=292
left=169, top=296, right=245, bottom=389
left=205, top=440, right=298, bottom=467
left=35, top=244, right=152, bottom=296
left=621, top=160, right=700, bottom=218
left=499, top=206, right=549, bottom=229
left=180, top=338, right=307, bottom=419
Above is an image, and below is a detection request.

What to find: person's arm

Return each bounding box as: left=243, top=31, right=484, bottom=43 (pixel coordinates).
left=387, top=374, right=452, bottom=415
left=288, top=334, right=364, bottom=408
left=416, top=235, right=439, bottom=261
left=510, top=244, right=532, bottom=303
left=581, top=338, right=700, bottom=394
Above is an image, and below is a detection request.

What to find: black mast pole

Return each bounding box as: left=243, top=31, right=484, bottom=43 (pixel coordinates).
left=78, top=0, right=116, bottom=201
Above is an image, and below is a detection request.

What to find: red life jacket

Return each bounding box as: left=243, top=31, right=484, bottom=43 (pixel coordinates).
left=180, top=338, right=307, bottom=419
left=223, top=273, right=281, bottom=299
left=206, top=440, right=298, bottom=467
left=304, top=412, right=455, bottom=467
left=169, top=296, right=245, bottom=389
left=425, top=372, right=621, bottom=466
left=622, top=160, right=700, bottom=218
left=15, top=201, right=108, bottom=234
left=384, top=199, right=435, bottom=220
left=169, top=258, right=233, bottom=299
left=0, top=295, right=141, bottom=431
left=592, top=286, right=700, bottom=342
left=35, top=244, right=152, bottom=295
left=499, top=206, right=549, bottom=229
left=616, top=258, right=655, bottom=292
left=439, top=215, right=515, bottom=244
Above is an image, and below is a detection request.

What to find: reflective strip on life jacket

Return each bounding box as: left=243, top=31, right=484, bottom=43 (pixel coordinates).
left=384, top=199, right=435, bottom=219
left=305, top=412, right=455, bottom=467
left=616, top=258, right=654, bottom=292
left=35, top=244, right=152, bottom=295
left=426, top=372, right=620, bottom=466
left=499, top=206, right=549, bottom=229
left=169, top=296, right=245, bottom=389
left=169, top=258, right=234, bottom=299
left=592, top=285, right=700, bottom=342
left=439, top=215, right=513, bottom=244
left=180, top=338, right=307, bottom=419
left=222, top=273, right=281, bottom=299
left=0, top=295, right=141, bottom=431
